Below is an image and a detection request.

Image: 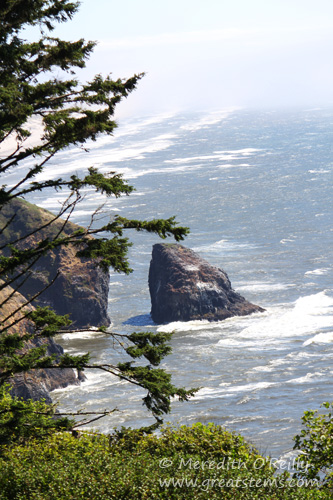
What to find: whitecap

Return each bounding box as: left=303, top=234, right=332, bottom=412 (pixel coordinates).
left=280, top=238, right=295, bottom=244
left=179, top=109, right=236, bottom=131
left=164, top=149, right=259, bottom=166
left=225, top=381, right=276, bottom=393
left=308, top=169, right=330, bottom=174
left=156, top=319, right=213, bottom=333
left=195, top=381, right=276, bottom=400
left=235, top=281, right=294, bottom=292
left=249, top=357, right=288, bottom=373
left=304, top=268, right=330, bottom=276
left=193, top=238, right=257, bottom=254
left=237, top=292, right=333, bottom=342
left=60, top=329, right=105, bottom=341
left=52, top=369, right=118, bottom=395
left=285, top=372, right=325, bottom=384
left=303, top=332, right=333, bottom=346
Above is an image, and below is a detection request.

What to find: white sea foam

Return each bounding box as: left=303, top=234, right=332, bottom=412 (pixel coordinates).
left=286, top=372, right=325, bottom=384
left=250, top=357, right=289, bottom=373
left=226, top=381, right=276, bottom=393
left=286, top=351, right=317, bottom=360
left=111, top=112, right=179, bottom=138
left=109, top=281, right=123, bottom=287
left=280, top=238, right=295, bottom=244
left=157, top=319, right=214, bottom=333
left=52, top=369, right=117, bottom=394
left=34, top=132, right=177, bottom=182
left=196, top=381, right=276, bottom=399
left=213, top=292, right=333, bottom=350
left=122, top=162, right=204, bottom=179
left=164, top=148, right=260, bottom=166
left=60, top=329, right=105, bottom=341
left=236, top=281, right=294, bottom=292
left=303, top=332, right=333, bottom=346
left=194, top=239, right=257, bottom=254
left=308, top=169, right=330, bottom=174
left=304, top=268, right=330, bottom=276
left=194, top=388, right=233, bottom=400
left=214, top=148, right=259, bottom=155
left=179, top=109, right=236, bottom=131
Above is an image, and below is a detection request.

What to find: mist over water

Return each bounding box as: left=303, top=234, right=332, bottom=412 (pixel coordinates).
left=26, top=107, right=332, bottom=458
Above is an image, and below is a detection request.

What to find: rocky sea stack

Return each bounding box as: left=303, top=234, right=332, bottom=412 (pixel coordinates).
left=149, top=243, right=264, bottom=324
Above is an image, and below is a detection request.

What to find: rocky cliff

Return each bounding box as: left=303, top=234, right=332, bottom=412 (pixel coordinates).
left=0, top=283, right=80, bottom=403
left=0, top=198, right=111, bottom=400
left=149, top=243, right=264, bottom=323
left=0, top=198, right=110, bottom=328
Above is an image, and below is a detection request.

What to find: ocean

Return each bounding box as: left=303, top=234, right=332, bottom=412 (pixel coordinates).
left=18, top=107, right=333, bottom=459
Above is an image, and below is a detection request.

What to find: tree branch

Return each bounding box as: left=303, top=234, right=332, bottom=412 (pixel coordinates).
left=0, top=271, right=60, bottom=334
left=72, top=410, right=119, bottom=429
left=0, top=193, right=80, bottom=250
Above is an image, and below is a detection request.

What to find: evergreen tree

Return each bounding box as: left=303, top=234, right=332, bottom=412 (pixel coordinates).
left=0, top=0, right=195, bottom=443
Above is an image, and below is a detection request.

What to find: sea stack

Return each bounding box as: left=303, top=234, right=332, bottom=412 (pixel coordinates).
left=149, top=243, right=264, bottom=324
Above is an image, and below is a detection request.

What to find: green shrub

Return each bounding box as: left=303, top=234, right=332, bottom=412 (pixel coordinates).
left=294, top=402, right=333, bottom=487
left=0, top=385, right=73, bottom=446
left=0, top=423, right=330, bottom=499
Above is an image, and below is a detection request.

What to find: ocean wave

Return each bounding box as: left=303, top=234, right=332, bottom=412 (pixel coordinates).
left=303, top=331, right=333, bottom=346
left=304, top=268, right=330, bottom=276
left=157, top=319, right=213, bottom=333
left=235, top=281, right=295, bottom=292
left=236, top=292, right=333, bottom=342
left=285, top=372, right=326, bottom=384
left=52, top=369, right=118, bottom=395
left=34, top=132, right=178, bottom=182
left=249, top=357, right=289, bottom=373
left=60, top=329, right=106, bottom=341
left=196, top=381, right=276, bottom=399
left=164, top=148, right=260, bottom=166
left=193, top=238, right=258, bottom=254
left=308, top=169, right=330, bottom=174
left=179, top=109, right=236, bottom=131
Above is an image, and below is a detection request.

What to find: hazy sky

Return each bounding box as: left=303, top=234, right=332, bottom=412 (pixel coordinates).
left=37, top=0, right=333, bottom=117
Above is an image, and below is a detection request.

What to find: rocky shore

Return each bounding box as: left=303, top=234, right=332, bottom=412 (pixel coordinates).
left=0, top=199, right=111, bottom=401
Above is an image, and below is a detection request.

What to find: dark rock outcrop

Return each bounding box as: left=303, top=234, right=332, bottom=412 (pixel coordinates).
left=149, top=243, right=264, bottom=323
left=0, top=198, right=110, bottom=328
left=0, top=198, right=110, bottom=400
left=0, top=283, right=81, bottom=402
left=9, top=338, right=82, bottom=404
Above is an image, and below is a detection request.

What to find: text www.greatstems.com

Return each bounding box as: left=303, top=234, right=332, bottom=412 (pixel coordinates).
left=159, top=477, right=319, bottom=492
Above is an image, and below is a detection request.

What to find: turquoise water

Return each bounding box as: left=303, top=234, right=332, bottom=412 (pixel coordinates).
left=19, top=107, right=333, bottom=458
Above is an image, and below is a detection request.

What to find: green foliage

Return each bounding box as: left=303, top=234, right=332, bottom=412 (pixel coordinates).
left=0, top=306, right=81, bottom=382
left=0, top=384, right=73, bottom=446
left=293, top=402, right=333, bottom=486
left=126, top=331, right=173, bottom=365
left=29, top=306, right=71, bottom=336
left=0, top=0, right=194, bottom=440
left=0, top=423, right=329, bottom=500
left=117, top=362, right=198, bottom=420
